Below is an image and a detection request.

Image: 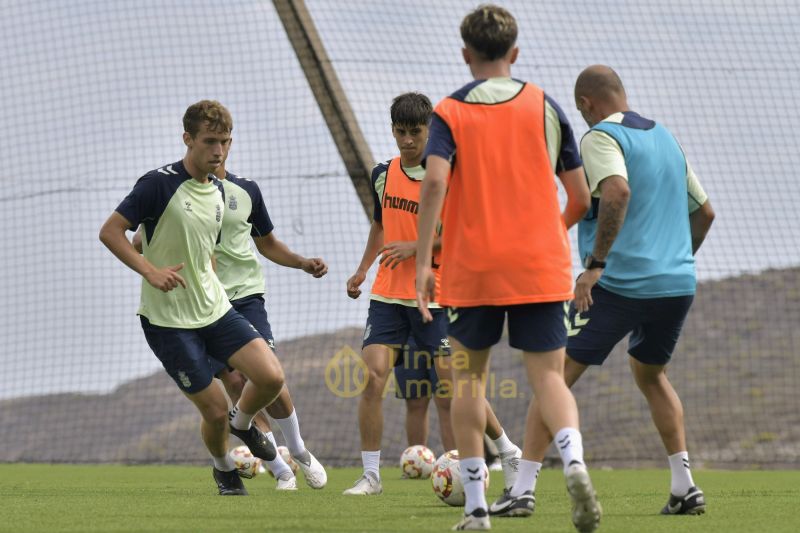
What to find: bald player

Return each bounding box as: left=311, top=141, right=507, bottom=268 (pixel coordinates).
left=415, top=5, right=599, bottom=531
left=522, top=65, right=715, bottom=517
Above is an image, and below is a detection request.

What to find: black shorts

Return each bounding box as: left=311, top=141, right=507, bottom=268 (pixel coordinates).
left=566, top=285, right=693, bottom=366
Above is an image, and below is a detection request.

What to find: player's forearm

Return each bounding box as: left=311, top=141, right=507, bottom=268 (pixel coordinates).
left=100, top=225, right=157, bottom=278
left=562, top=199, right=589, bottom=230
left=558, top=167, right=591, bottom=229
left=690, top=200, right=715, bottom=254
left=592, top=180, right=629, bottom=260
left=258, top=238, right=304, bottom=269
left=416, top=161, right=448, bottom=270
left=356, top=221, right=384, bottom=274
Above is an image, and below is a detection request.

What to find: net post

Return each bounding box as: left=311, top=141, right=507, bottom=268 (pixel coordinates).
left=272, top=0, right=375, bottom=220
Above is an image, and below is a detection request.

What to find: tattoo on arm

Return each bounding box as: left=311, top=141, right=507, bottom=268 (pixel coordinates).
left=593, top=195, right=628, bottom=260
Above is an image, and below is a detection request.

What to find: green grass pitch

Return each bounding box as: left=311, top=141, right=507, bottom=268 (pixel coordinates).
left=0, top=465, right=797, bottom=532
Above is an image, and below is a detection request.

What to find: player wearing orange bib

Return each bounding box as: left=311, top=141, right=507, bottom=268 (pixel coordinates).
left=345, top=93, right=521, bottom=496
left=415, top=6, right=601, bottom=531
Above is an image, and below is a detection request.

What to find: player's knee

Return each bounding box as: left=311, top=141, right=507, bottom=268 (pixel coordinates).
left=221, top=374, right=246, bottom=401
left=631, top=359, right=667, bottom=386
left=434, top=394, right=451, bottom=411
left=202, top=405, right=229, bottom=430
left=406, top=397, right=429, bottom=414
left=245, top=364, right=284, bottom=393
left=363, top=371, right=387, bottom=398
left=262, top=369, right=285, bottom=393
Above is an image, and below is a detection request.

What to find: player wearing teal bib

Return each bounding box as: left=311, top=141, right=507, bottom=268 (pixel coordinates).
left=100, top=101, right=285, bottom=496
left=524, top=66, right=715, bottom=517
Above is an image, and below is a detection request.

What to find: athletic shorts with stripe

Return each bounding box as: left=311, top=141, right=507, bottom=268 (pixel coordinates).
left=566, top=285, right=693, bottom=365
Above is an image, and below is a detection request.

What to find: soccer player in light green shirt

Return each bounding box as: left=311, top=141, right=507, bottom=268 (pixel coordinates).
left=99, top=100, right=285, bottom=496
left=212, top=147, right=329, bottom=490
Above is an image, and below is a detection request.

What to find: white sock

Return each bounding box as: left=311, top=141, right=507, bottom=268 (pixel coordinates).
left=213, top=454, right=235, bottom=472
left=362, top=450, right=381, bottom=480
left=510, top=460, right=542, bottom=497
left=460, top=457, right=488, bottom=513
left=668, top=451, right=695, bottom=496
left=274, top=410, right=307, bottom=458
left=229, top=404, right=254, bottom=431
left=554, top=427, right=584, bottom=473
left=493, top=430, right=517, bottom=456
left=264, top=431, right=292, bottom=478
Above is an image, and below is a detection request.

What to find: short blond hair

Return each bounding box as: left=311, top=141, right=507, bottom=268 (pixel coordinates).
left=460, top=4, right=518, bottom=61
left=183, top=100, right=233, bottom=137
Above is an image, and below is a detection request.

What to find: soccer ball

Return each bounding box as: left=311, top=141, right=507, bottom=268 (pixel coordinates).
left=400, top=445, right=436, bottom=479
left=433, top=449, right=460, bottom=472
left=230, top=445, right=261, bottom=479
left=267, top=445, right=299, bottom=478
left=431, top=458, right=463, bottom=505
left=431, top=452, right=490, bottom=506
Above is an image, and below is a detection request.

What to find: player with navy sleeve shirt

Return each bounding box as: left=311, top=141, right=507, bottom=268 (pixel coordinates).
left=134, top=159, right=330, bottom=490
left=99, top=100, right=285, bottom=496
left=415, top=6, right=599, bottom=531
left=213, top=157, right=329, bottom=490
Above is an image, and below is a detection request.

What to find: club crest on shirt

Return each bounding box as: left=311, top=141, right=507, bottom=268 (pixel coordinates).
left=216, top=203, right=221, bottom=222
left=228, top=195, right=238, bottom=210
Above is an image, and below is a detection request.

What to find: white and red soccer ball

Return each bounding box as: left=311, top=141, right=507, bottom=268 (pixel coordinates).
left=431, top=449, right=490, bottom=506
left=400, top=445, right=436, bottom=479
left=229, top=445, right=261, bottom=479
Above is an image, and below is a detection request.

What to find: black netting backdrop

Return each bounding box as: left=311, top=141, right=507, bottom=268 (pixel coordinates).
left=1, top=0, right=798, bottom=468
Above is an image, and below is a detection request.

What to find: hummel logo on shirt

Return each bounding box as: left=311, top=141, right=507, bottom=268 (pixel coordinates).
left=383, top=193, right=419, bottom=214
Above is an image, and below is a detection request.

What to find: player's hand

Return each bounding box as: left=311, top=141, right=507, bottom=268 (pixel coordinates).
left=144, top=263, right=187, bottom=292
left=416, top=265, right=435, bottom=322
left=574, top=268, right=602, bottom=313
left=378, top=241, right=415, bottom=269
left=301, top=257, right=328, bottom=278
left=346, top=270, right=367, bottom=299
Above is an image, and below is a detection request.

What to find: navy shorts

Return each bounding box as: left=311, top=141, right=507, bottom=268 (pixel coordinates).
left=393, top=341, right=441, bottom=399
left=231, top=294, right=275, bottom=349
left=566, top=285, right=694, bottom=366
left=362, top=300, right=451, bottom=359
left=447, top=302, right=568, bottom=352
left=208, top=294, right=276, bottom=376
left=140, top=308, right=262, bottom=394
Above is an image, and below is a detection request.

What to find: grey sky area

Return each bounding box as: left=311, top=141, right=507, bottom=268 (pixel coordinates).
left=1, top=0, right=797, bottom=399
